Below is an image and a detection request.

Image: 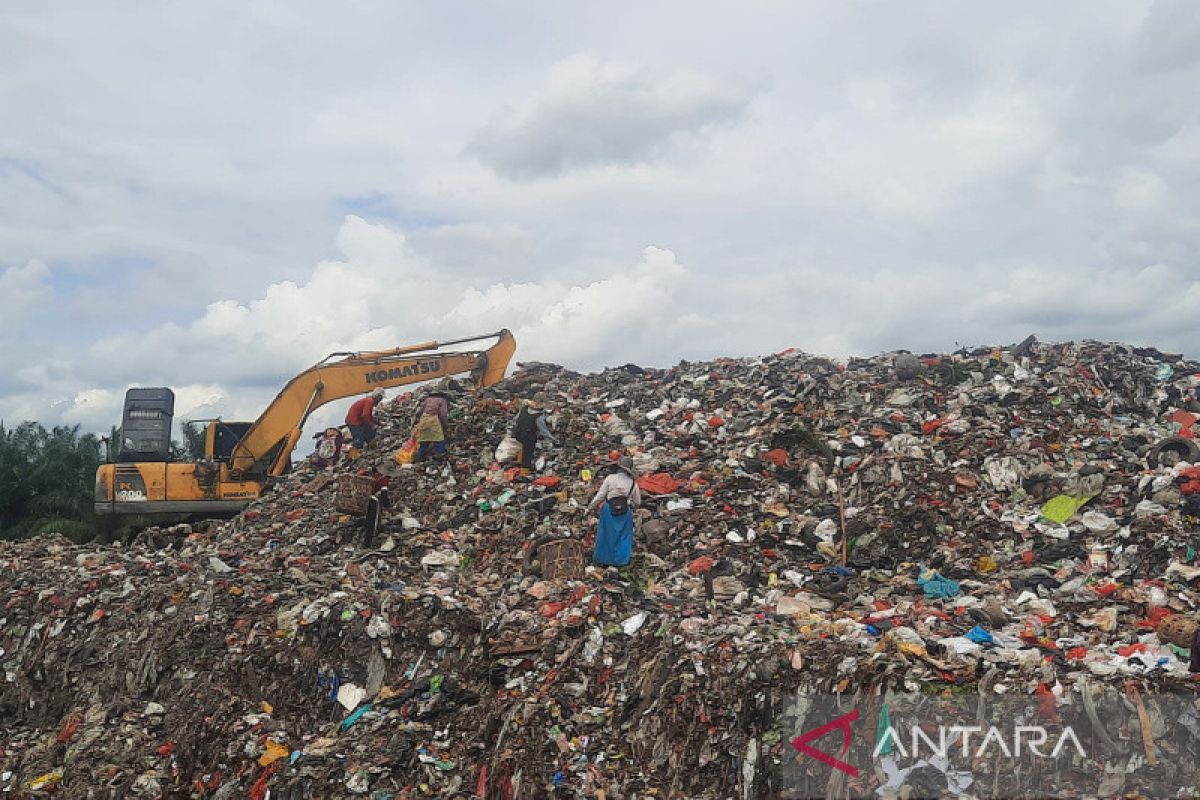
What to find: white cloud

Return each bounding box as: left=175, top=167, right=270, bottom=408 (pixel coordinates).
left=467, top=54, right=752, bottom=179
left=446, top=245, right=689, bottom=364
left=58, top=383, right=228, bottom=434
left=4, top=1, right=1200, bottom=436
left=405, top=223, right=537, bottom=280
left=173, top=384, right=227, bottom=418
left=0, top=261, right=51, bottom=316
left=90, top=218, right=694, bottom=390
left=61, top=388, right=119, bottom=425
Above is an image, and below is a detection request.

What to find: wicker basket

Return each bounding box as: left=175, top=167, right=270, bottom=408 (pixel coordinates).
left=335, top=474, right=376, bottom=516
left=1156, top=615, right=1198, bottom=648
left=535, top=539, right=584, bottom=580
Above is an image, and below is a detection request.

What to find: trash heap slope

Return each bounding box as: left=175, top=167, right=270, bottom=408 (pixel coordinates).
left=5, top=339, right=1200, bottom=798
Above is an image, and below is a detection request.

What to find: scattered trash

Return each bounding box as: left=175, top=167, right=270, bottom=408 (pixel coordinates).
left=4, top=338, right=1200, bottom=796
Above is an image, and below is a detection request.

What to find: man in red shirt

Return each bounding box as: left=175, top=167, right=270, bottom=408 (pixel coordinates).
left=346, top=388, right=385, bottom=448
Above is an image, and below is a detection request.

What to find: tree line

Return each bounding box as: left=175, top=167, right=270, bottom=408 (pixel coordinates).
left=0, top=422, right=103, bottom=541
left=0, top=420, right=206, bottom=542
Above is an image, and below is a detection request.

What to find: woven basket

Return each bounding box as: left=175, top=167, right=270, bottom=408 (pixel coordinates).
left=536, top=539, right=584, bottom=580
left=1156, top=615, right=1198, bottom=648
left=335, top=474, right=376, bottom=516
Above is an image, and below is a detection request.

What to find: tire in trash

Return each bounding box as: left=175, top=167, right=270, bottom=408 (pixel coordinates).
left=1148, top=436, right=1200, bottom=468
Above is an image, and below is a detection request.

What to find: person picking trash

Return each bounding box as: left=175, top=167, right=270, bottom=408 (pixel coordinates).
left=346, top=388, right=385, bottom=448
left=413, top=390, right=451, bottom=461
left=310, top=427, right=345, bottom=468
left=511, top=393, right=556, bottom=469
left=587, top=456, right=641, bottom=567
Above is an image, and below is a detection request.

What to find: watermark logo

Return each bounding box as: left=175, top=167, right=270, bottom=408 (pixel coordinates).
left=790, top=702, right=1086, bottom=773
left=779, top=693, right=1121, bottom=799
left=873, top=722, right=1086, bottom=760
left=790, top=709, right=859, bottom=777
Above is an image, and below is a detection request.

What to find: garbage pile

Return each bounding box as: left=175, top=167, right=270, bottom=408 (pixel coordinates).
left=7, top=337, right=1200, bottom=798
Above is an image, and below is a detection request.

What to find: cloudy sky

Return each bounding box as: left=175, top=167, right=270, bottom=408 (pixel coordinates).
left=2, top=1, right=1198, bottom=441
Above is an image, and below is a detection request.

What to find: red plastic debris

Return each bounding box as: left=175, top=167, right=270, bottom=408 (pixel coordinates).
left=539, top=602, right=565, bottom=618
left=1169, top=410, right=1197, bottom=438
left=764, top=449, right=789, bottom=467
left=1180, top=466, right=1200, bottom=494
left=922, top=418, right=949, bottom=435
left=56, top=718, right=80, bottom=743
left=1137, top=607, right=1173, bottom=629
left=1035, top=684, right=1059, bottom=720
left=531, top=475, right=561, bottom=488
left=688, top=556, right=715, bottom=575
left=637, top=473, right=682, bottom=495
left=249, top=763, right=279, bottom=800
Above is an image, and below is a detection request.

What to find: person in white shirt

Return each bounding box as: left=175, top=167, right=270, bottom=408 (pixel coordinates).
left=587, top=456, right=641, bottom=566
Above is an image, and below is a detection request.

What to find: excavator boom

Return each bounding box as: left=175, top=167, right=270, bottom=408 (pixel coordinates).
left=229, top=329, right=515, bottom=476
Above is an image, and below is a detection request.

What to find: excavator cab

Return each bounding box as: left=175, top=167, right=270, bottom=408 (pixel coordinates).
left=118, top=388, right=175, bottom=462
left=204, top=420, right=254, bottom=463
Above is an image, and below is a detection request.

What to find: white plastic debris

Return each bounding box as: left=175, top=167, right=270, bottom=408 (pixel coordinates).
left=336, top=683, right=366, bottom=711
left=1081, top=511, right=1119, bottom=532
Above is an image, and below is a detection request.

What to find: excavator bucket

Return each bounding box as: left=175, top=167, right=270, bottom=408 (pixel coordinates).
left=478, top=329, right=517, bottom=387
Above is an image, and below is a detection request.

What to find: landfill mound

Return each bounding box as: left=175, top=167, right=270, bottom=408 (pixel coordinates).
left=6, top=339, right=1200, bottom=798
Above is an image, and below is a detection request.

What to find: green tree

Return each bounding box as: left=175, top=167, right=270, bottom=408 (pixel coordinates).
left=176, top=420, right=207, bottom=460
left=0, top=421, right=103, bottom=542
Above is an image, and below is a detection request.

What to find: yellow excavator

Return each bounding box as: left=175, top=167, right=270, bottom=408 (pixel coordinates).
left=94, top=330, right=516, bottom=522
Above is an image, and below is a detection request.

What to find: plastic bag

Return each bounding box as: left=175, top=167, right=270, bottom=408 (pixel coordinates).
left=394, top=438, right=418, bottom=465
left=495, top=435, right=523, bottom=464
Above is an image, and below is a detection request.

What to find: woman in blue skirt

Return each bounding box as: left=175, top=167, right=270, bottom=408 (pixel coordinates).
left=587, top=457, right=641, bottom=566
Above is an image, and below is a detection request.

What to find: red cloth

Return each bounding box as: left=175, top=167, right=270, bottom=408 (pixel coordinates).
left=1137, top=607, right=1172, bottom=629
left=922, top=418, right=949, bottom=435
left=1169, top=410, right=1197, bottom=438
left=346, top=396, right=377, bottom=426
left=531, top=476, right=561, bottom=488
left=1181, top=466, right=1200, bottom=494
left=637, top=473, right=682, bottom=495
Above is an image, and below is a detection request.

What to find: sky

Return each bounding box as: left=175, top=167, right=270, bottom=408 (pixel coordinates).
left=2, top=1, right=1199, bottom=444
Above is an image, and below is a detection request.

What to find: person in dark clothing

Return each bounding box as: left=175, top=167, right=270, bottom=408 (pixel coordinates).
left=362, top=471, right=391, bottom=548
left=512, top=394, right=556, bottom=469
left=346, top=388, right=385, bottom=448
left=1191, top=627, right=1200, bottom=673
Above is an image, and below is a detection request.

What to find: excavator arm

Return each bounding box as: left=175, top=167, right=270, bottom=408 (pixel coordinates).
left=228, top=329, right=515, bottom=477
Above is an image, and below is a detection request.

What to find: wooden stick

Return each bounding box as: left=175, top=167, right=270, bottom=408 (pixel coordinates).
left=1126, top=681, right=1157, bottom=766
left=837, top=477, right=848, bottom=567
